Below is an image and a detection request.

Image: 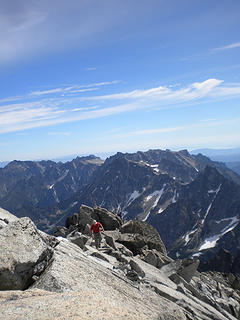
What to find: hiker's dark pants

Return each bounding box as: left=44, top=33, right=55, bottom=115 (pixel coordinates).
left=93, top=232, right=102, bottom=249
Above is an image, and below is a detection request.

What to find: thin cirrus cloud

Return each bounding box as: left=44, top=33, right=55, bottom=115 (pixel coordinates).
left=1, top=78, right=240, bottom=134
left=29, top=81, right=119, bottom=97
left=85, top=67, right=97, bottom=71
left=113, top=118, right=240, bottom=138
left=212, top=42, right=240, bottom=51
left=0, top=81, right=119, bottom=104
left=48, top=132, right=71, bottom=136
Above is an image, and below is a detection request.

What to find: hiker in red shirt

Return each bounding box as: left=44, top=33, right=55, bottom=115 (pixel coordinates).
left=90, top=220, right=104, bottom=249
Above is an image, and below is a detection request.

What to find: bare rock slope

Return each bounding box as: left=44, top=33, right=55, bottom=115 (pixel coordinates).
left=0, top=206, right=239, bottom=320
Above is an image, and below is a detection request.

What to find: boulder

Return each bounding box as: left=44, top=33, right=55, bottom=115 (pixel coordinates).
left=53, top=226, right=68, bottom=238
left=0, top=219, right=8, bottom=229
left=65, top=205, right=95, bottom=235
left=65, top=212, right=79, bottom=228
left=103, top=233, right=118, bottom=250
left=115, top=243, right=133, bottom=257
left=129, top=259, right=145, bottom=278
left=120, top=219, right=167, bottom=255
left=142, top=249, right=172, bottom=268
left=0, top=207, right=18, bottom=229
left=0, top=207, right=18, bottom=223
left=116, top=231, right=169, bottom=258
left=126, top=269, right=140, bottom=281
left=67, top=231, right=88, bottom=250
left=0, top=217, right=54, bottom=290
left=94, top=206, right=122, bottom=230
left=116, top=233, right=146, bottom=255
left=78, top=204, right=95, bottom=228
left=109, top=250, right=129, bottom=263
left=161, top=258, right=200, bottom=284
left=90, top=251, right=110, bottom=262
left=177, top=259, right=200, bottom=283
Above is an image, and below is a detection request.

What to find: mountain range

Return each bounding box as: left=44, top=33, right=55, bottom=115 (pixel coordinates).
left=0, top=148, right=240, bottom=272
left=191, top=147, right=240, bottom=176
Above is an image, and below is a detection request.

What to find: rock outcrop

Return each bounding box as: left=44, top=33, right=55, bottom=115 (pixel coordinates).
left=1, top=207, right=240, bottom=320
left=0, top=217, right=57, bottom=290
left=0, top=207, right=18, bottom=228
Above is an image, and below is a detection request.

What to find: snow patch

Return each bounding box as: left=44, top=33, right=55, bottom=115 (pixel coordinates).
left=139, top=161, right=160, bottom=173
left=208, top=185, right=221, bottom=194
left=70, top=201, right=78, bottom=208
left=122, top=211, right=128, bottom=218
left=127, top=190, right=141, bottom=205
left=142, top=211, right=151, bottom=222
left=202, top=184, right=222, bottom=224
left=145, top=188, right=165, bottom=208
left=198, top=235, right=220, bottom=251
left=143, top=186, right=166, bottom=219
left=150, top=164, right=160, bottom=173
left=199, top=216, right=240, bottom=251
left=171, top=189, right=178, bottom=203
left=192, top=252, right=202, bottom=258
left=184, top=228, right=198, bottom=245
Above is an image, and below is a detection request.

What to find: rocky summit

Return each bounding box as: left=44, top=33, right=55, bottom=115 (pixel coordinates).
left=1, top=206, right=240, bottom=320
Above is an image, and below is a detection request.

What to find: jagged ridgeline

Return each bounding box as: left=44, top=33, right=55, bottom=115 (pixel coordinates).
left=0, top=149, right=240, bottom=273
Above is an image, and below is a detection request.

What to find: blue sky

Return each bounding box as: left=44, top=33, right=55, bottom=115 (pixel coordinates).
left=1, top=0, right=240, bottom=161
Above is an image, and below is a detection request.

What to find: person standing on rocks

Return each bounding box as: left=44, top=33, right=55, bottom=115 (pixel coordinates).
left=90, top=220, right=104, bottom=249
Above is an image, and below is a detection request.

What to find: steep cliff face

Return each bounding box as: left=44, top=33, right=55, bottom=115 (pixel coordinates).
left=148, top=166, right=240, bottom=272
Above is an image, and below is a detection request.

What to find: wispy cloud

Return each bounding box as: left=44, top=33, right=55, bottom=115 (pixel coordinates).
left=200, top=118, right=217, bottom=122
left=113, top=118, right=240, bottom=138
left=30, top=87, right=98, bottom=97
left=0, top=81, right=119, bottom=104
left=1, top=79, right=240, bottom=135
left=85, top=67, right=97, bottom=71
left=212, top=42, right=240, bottom=51
left=48, top=132, right=71, bottom=136
left=180, top=42, right=240, bottom=62
left=80, top=79, right=224, bottom=102
left=114, top=126, right=186, bottom=138
left=29, top=81, right=119, bottom=97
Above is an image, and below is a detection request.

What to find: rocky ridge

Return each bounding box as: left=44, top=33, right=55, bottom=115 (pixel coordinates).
left=1, top=206, right=240, bottom=320
left=0, top=155, right=103, bottom=229
left=1, top=149, right=240, bottom=276
left=50, top=152, right=240, bottom=273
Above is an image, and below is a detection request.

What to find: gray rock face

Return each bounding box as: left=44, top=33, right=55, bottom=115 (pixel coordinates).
left=0, top=156, right=103, bottom=231
left=0, top=207, right=18, bottom=229
left=67, top=230, right=88, bottom=250
left=65, top=204, right=122, bottom=235
left=117, top=219, right=167, bottom=256
left=0, top=218, right=54, bottom=290
left=94, top=206, right=122, bottom=230
left=142, top=249, right=173, bottom=268
left=1, top=211, right=240, bottom=320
